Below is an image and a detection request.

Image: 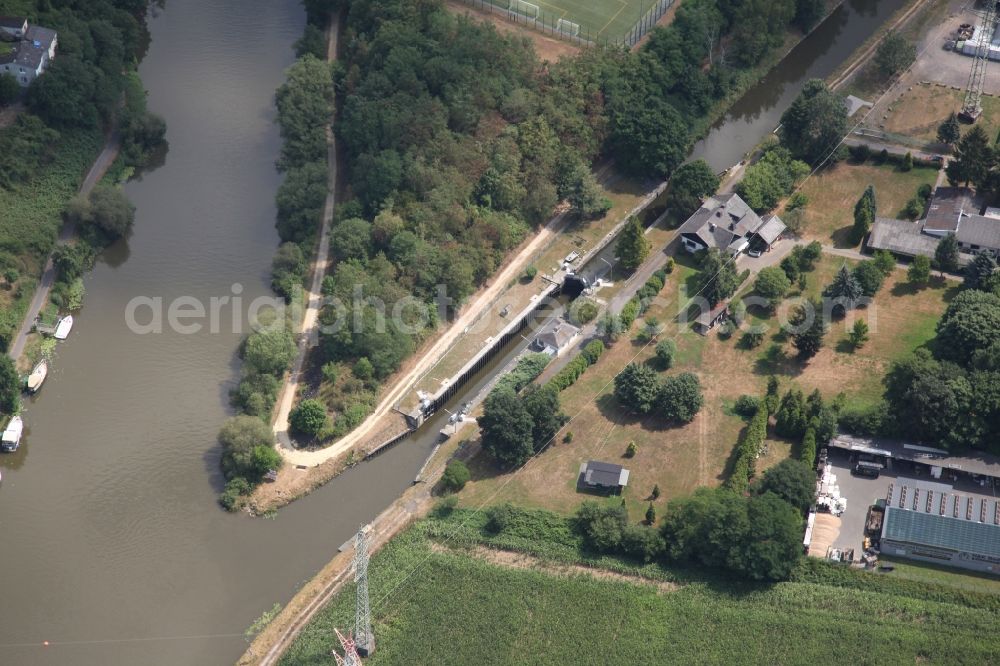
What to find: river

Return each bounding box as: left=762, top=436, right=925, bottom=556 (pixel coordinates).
left=0, top=0, right=911, bottom=664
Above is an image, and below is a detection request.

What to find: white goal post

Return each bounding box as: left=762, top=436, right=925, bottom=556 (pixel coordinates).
left=508, top=0, right=540, bottom=20
left=556, top=18, right=580, bottom=36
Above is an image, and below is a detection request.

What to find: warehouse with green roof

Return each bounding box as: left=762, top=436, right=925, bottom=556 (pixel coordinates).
left=880, top=479, right=1000, bottom=574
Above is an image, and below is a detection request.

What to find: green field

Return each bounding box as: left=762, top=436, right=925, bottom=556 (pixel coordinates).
left=493, top=0, right=659, bottom=42
left=279, top=507, right=1000, bottom=665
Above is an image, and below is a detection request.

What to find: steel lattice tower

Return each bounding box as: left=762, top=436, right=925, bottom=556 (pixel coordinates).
left=962, top=1, right=1000, bottom=121
left=354, top=524, right=374, bottom=657
left=332, top=628, right=361, bottom=666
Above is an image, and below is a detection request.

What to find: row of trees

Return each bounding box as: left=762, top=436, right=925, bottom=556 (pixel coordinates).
left=480, top=384, right=567, bottom=468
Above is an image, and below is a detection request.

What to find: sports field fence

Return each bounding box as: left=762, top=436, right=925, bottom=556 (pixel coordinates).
left=453, top=0, right=675, bottom=49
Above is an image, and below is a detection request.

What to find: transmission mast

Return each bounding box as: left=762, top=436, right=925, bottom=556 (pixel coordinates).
left=332, top=628, right=361, bottom=666
left=961, top=0, right=1000, bottom=121
left=353, top=524, right=374, bottom=657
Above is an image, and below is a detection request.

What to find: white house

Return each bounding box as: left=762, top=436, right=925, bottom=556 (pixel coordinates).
left=678, top=192, right=786, bottom=256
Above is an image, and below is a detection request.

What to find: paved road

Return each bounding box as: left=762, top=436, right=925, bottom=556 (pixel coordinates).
left=8, top=131, right=121, bottom=362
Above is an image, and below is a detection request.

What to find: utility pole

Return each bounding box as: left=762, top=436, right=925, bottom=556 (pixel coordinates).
left=961, top=2, right=999, bottom=122
left=354, top=524, right=374, bottom=657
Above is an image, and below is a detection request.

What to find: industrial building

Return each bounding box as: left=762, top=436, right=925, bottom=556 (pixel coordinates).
left=880, top=479, right=1000, bottom=574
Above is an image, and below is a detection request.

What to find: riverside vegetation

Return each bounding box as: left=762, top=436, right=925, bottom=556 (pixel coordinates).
left=0, top=0, right=165, bottom=350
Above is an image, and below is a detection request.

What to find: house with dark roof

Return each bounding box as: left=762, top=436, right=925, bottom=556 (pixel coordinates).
left=678, top=193, right=786, bottom=256
left=0, top=20, right=57, bottom=86
left=578, top=460, right=630, bottom=494
left=0, top=16, right=27, bottom=39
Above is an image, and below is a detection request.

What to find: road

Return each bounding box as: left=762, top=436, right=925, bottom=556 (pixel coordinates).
left=271, top=16, right=340, bottom=451
left=8, top=131, right=121, bottom=362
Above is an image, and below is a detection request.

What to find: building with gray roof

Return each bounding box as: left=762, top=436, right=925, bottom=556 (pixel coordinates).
left=578, top=460, right=630, bottom=494
left=678, top=193, right=785, bottom=256
left=880, top=478, right=1000, bottom=574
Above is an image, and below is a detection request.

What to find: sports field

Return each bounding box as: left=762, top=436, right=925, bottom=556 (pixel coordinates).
left=496, top=0, right=659, bottom=41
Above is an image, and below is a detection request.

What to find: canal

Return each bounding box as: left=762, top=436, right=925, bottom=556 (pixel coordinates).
left=0, top=0, right=911, bottom=664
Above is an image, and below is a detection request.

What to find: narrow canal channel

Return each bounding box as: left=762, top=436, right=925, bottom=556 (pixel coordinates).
left=0, top=0, right=913, bottom=664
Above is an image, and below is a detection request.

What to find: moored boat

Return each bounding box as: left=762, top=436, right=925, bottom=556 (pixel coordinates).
left=53, top=315, right=73, bottom=340
left=1, top=415, right=24, bottom=452
left=26, top=359, right=48, bottom=393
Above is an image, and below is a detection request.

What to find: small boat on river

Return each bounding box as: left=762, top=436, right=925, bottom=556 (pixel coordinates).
left=1, top=415, right=24, bottom=452
left=53, top=315, right=73, bottom=340
left=26, top=360, right=48, bottom=394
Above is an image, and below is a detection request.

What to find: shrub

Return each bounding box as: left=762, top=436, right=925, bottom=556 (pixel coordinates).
left=741, top=330, right=765, bottom=349
left=289, top=398, right=328, bottom=436
left=625, top=441, right=638, bottom=457
left=572, top=298, right=599, bottom=324
left=485, top=502, right=516, bottom=534
left=654, top=339, right=676, bottom=369
left=563, top=431, right=574, bottom=443
left=353, top=357, right=374, bottom=380
left=734, top=394, right=761, bottom=419
left=495, top=352, right=550, bottom=394
left=441, top=460, right=471, bottom=492
left=524, top=265, right=538, bottom=281
left=219, top=477, right=253, bottom=512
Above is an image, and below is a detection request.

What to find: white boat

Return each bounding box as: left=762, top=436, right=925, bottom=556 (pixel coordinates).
left=53, top=315, right=73, bottom=340
left=26, top=359, right=48, bottom=393
left=1, top=416, right=23, bottom=452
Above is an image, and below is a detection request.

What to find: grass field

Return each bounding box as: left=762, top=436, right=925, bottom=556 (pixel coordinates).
left=884, top=82, right=1000, bottom=145
left=487, top=0, right=654, bottom=41
left=792, top=161, right=939, bottom=248
left=457, top=250, right=952, bottom=518
left=279, top=508, right=1000, bottom=665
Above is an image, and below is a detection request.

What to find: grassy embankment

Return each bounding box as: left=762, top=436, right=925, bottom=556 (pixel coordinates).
left=279, top=507, right=1000, bottom=665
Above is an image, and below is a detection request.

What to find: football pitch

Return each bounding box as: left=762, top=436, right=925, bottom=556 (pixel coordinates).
left=502, top=0, right=656, bottom=41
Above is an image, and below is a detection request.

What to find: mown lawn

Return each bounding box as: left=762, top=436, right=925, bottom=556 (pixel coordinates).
left=792, top=161, right=938, bottom=248
left=279, top=509, right=1000, bottom=665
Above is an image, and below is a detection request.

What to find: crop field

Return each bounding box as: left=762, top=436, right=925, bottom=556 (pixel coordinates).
left=476, top=0, right=657, bottom=41
left=279, top=509, right=1000, bottom=665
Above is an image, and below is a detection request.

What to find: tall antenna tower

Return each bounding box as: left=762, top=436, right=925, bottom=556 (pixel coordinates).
left=353, top=524, right=374, bottom=657
left=332, top=628, right=361, bottom=666
left=961, top=0, right=1000, bottom=121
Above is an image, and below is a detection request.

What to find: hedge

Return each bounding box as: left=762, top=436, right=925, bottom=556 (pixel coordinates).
left=547, top=339, right=605, bottom=392
left=725, top=398, right=768, bottom=494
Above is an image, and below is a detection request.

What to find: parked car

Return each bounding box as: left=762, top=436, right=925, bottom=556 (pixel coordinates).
left=748, top=248, right=763, bottom=258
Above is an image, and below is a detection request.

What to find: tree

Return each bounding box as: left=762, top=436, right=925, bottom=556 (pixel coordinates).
left=353, top=357, right=374, bottom=380
left=441, top=460, right=470, bottom=492
left=480, top=388, right=535, bottom=467
left=934, top=234, right=960, bottom=274
left=0, top=74, right=18, bottom=106
left=790, top=300, right=827, bottom=359
left=848, top=319, right=870, bottom=349
left=775, top=389, right=808, bottom=438
left=274, top=54, right=333, bottom=170
left=294, top=24, right=327, bottom=59
left=779, top=79, right=849, bottom=164
left=243, top=329, right=296, bottom=376
left=87, top=186, right=135, bottom=239
left=615, top=217, right=650, bottom=272
left=824, top=264, right=864, bottom=312
left=609, top=95, right=689, bottom=178
left=755, top=458, right=815, bottom=514
left=901, top=151, right=913, bottom=172
left=567, top=163, right=611, bottom=218
left=276, top=161, right=328, bottom=242
left=853, top=260, right=885, bottom=297
left=652, top=484, right=661, bottom=500
left=873, top=250, right=897, bottom=275
left=521, top=384, right=566, bottom=452
left=908, top=254, right=931, bottom=285
left=800, top=427, right=818, bottom=465
left=741, top=493, right=804, bottom=581
left=754, top=266, right=791, bottom=309
left=851, top=185, right=876, bottom=244
left=330, top=218, right=372, bottom=262
left=668, top=160, right=719, bottom=217
left=26, top=56, right=100, bottom=127
left=575, top=501, right=628, bottom=553
left=935, top=290, right=1000, bottom=366
left=946, top=125, right=994, bottom=188
left=964, top=252, right=997, bottom=291
left=794, top=0, right=825, bottom=31
left=937, top=112, right=961, bottom=145
left=645, top=503, right=657, bottom=525
left=0, top=355, right=18, bottom=414
left=614, top=363, right=661, bottom=414
left=655, top=339, right=677, bottom=369
left=218, top=415, right=279, bottom=482
left=698, top=248, right=740, bottom=306
left=656, top=372, right=704, bottom=423
left=289, top=399, right=328, bottom=436
left=874, top=31, right=916, bottom=78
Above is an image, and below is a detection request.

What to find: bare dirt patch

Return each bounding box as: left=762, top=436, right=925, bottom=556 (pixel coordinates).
left=445, top=0, right=582, bottom=62
left=430, top=541, right=679, bottom=592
